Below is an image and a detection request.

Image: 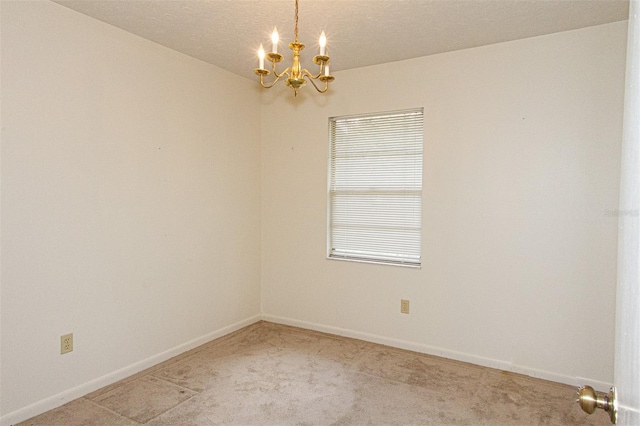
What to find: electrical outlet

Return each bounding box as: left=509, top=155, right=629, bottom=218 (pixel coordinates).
left=61, top=333, right=73, bottom=354
left=401, top=299, right=410, bottom=314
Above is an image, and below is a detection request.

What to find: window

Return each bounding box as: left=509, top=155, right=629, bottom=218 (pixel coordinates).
left=328, top=108, right=423, bottom=267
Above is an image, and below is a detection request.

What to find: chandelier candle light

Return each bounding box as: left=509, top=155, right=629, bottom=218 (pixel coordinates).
left=254, top=0, right=334, bottom=96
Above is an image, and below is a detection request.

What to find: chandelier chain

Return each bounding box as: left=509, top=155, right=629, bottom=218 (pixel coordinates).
left=294, top=0, right=299, bottom=40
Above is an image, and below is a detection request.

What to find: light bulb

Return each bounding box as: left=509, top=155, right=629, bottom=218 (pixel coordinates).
left=319, top=31, right=326, bottom=56
left=271, top=28, right=279, bottom=54
left=258, top=44, right=265, bottom=69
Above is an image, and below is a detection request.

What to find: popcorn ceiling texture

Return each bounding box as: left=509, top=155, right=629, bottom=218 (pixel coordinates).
left=53, top=0, right=629, bottom=80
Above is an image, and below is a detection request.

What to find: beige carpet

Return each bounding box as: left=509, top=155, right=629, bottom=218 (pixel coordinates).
left=19, top=321, right=608, bottom=425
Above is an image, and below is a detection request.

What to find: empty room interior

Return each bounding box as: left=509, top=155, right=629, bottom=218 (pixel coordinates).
left=1, top=0, right=637, bottom=424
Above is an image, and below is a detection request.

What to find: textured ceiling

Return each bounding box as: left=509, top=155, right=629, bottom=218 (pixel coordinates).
left=53, top=0, right=629, bottom=80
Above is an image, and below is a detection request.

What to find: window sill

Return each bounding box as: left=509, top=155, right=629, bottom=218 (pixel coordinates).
left=327, top=255, right=421, bottom=269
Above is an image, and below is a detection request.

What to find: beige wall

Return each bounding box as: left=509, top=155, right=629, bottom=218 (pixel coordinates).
left=261, top=21, right=626, bottom=388
left=1, top=1, right=262, bottom=421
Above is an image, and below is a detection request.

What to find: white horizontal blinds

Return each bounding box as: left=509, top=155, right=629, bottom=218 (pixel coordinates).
left=329, top=108, right=423, bottom=266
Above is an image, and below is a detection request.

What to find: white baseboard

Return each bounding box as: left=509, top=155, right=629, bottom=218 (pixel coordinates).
left=0, top=314, right=262, bottom=426
left=3, top=313, right=611, bottom=426
left=261, top=314, right=613, bottom=392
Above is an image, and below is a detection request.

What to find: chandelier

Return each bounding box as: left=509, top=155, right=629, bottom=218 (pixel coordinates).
left=253, top=0, right=334, bottom=96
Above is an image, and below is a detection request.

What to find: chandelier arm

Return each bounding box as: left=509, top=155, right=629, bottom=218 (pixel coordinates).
left=302, top=70, right=329, bottom=93
left=302, top=68, right=327, bottom=82
left=306, top=69, right=324, bottom=80
left=271, top=61, right=290, bottom=79
left=301, top=69, right=319, bottom=80
left=272, top=68, right=291, bottom=79
left=260, top=68, right=291, bottom=89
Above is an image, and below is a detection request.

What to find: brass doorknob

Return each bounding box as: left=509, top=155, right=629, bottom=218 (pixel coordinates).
left=576, top=385, right=617, bottom=424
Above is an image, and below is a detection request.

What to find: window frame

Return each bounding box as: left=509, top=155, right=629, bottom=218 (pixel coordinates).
left=327, top=108, right=424, bottom=268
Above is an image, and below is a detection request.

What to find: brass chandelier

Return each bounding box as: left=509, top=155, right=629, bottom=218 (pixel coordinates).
left=254, top=0, right=334, bottom=96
